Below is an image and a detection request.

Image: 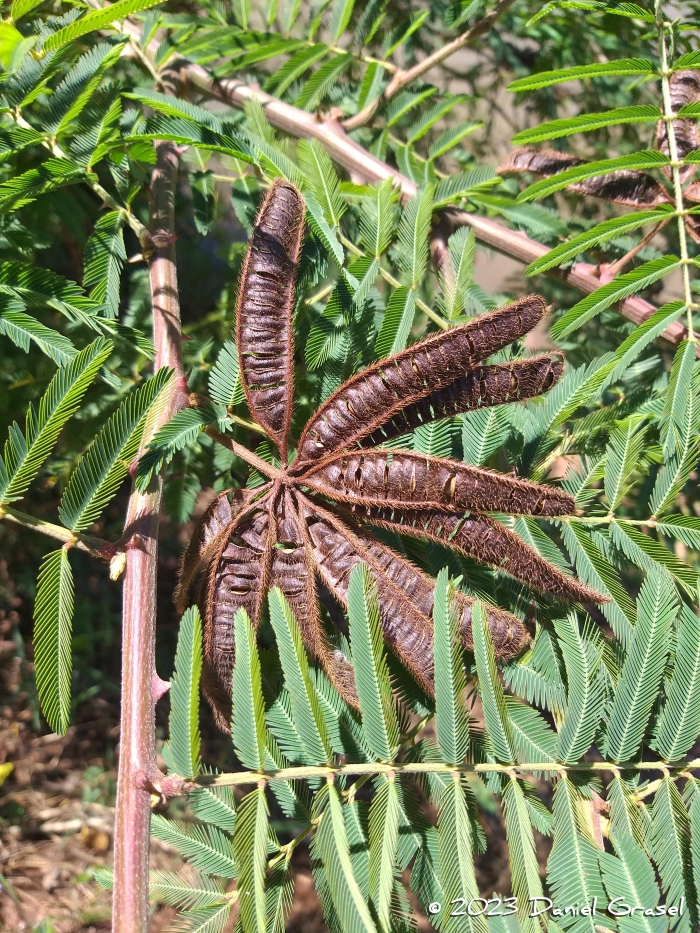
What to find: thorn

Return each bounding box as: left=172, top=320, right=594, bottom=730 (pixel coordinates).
left=152, top=673, right=171, bottom=704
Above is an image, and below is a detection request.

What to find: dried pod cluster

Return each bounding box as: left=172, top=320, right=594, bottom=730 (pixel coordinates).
left=178, top=179, right=603, bottom=731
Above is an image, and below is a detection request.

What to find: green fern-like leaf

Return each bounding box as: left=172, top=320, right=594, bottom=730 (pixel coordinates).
left=0, top=337, right=112, bottom=505
left=42, top=0, right=167, bottom=52
left=149, top=868, right=226, bottom=910
left=33, top=548, right=74, bottom=735
left=599, top=832, right=662, bottom=933
left=83, top=211, right=126, bottom=318
left=232, top=608, right=269, bottom=770
left=396, top=183, right=434, bottom=288
left=605, top=568, right=677, bottom=763
left=135, top=405, right=222, bottom=492
left=472, top=601, right=515, bottom=764
left=546, top=776, right=608, bottom=931
left=368, top=775, right=401, bottom=932
left=347, top=563, right=400, bottom=762
left=437, top=777, right=486, bottom=933
left=0, top=307, right=76, bottom=365
left=315, top=782, right=378, bottom=933
left=650, top=776, right=696, bottom=933
left=169, top=606, right=203, bottom=780
left=150, top=814, right=236, bottom=878
left=233, top=787, right=271, bottom=933
left=268, top=587, right=333, bottom=765
left=433, top=568, right=470, bottom=765
left=501, top=777, right=545, bottom=932
left=653, top=604, right=700, bottom=761
left=555, top=614, right=606, bottom=764
left=59, top=367, right=172, bottom=531
left=512, top=104, right=661, bottom=145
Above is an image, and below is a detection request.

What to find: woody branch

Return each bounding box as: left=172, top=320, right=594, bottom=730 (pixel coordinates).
left=113, top=13, right=688, bottom=346
left=111, top=139, right=189, bottom=933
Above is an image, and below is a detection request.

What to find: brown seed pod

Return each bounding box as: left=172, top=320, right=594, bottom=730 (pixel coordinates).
left=236, top=179, right=305, bottom=457
left=500, top=147, right=672, bottom=208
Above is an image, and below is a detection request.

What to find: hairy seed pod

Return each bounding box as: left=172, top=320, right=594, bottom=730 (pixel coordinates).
left=500, top=148, right=671, bottom=208
left=357, top=504, right=604, bottom=603
left=236, top=179, right=306, bottom=453
left=305, top=449, right=578, bottom=517
left=294, top=294, right=549, bottom=467
left=359, top=354, right=564, bottom=447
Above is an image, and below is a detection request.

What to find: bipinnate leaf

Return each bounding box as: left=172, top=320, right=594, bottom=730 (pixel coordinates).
left=551, top=256, right=681, bottom=339
left=604, top=415, right=648, bottom=510
left=209, top=340, right=245, bottom=409
left=148, top=867, right=226, bottom=911
left=555, top=614, right=606, bottom=764
left=33, top=548, right=74, bottom=735
left=42, top=0, right=166, bottom=51
left=359, top=179, right=399, bottom=259
left=508, top=58, right=655, bottom=91
left=232, top=608, right=268, bottom=771
left=135, top=405, right=220, bottom=492
left=316, top=782, right=378, bottom=933
left=82, top=210, right=125, bottom=317
left=437, top=777, right=486, bottom=933
left=59, top=367, right=172, bottom=532
left=650, top=777, right=696, bottom=933
left=347, top=563, right=400, bottom=762
left=599, top=833, right=662, bottom=933
left=368, top=776, right=401, bottom=933
left=472, top=601, right=515, bottom=763
left=0, top=306, right=76, bottom=366
left=433, top=568, right=469, bottom=765
left=525, top=207, right=676, bottom=276
left=374, top=286, right=416, bottom=358
left=396, top=184, right=434, bottom=288
left=512, top=105, right=661, bottom=145
left=652, top=604, right=700, bottom=761
left=605, top=568, right=677, bottom=763
left=169, top=606, right=203, bottom=780
left=233, top=788, right=270, bottom=933
left=546, top=777, right=607, bottom=930
left=268, top=587, right=333, bottom=765
left=501, top=778, right=545, bottom=932
left=0, top=338, right=112, bottom=505
left=151, top=814, right=236, bottom=878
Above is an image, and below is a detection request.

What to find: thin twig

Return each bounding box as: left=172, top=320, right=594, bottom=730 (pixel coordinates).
left=657, top=6, right=698, bottom=342
left=343, top=0, right=518, bottom=130
left=195, top=757, right=700, bottom=788
left=112, top=140, right=188, bottom=933
left=0, top=506, right=116, bottom=560
left=10, top=110, right=148, bottom=242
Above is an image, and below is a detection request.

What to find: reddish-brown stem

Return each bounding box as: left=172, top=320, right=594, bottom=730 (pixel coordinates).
left=112, top=140, right=187, bottom=933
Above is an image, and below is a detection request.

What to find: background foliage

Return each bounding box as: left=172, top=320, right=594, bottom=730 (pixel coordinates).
left=1, top=0, right=700, bottom=930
